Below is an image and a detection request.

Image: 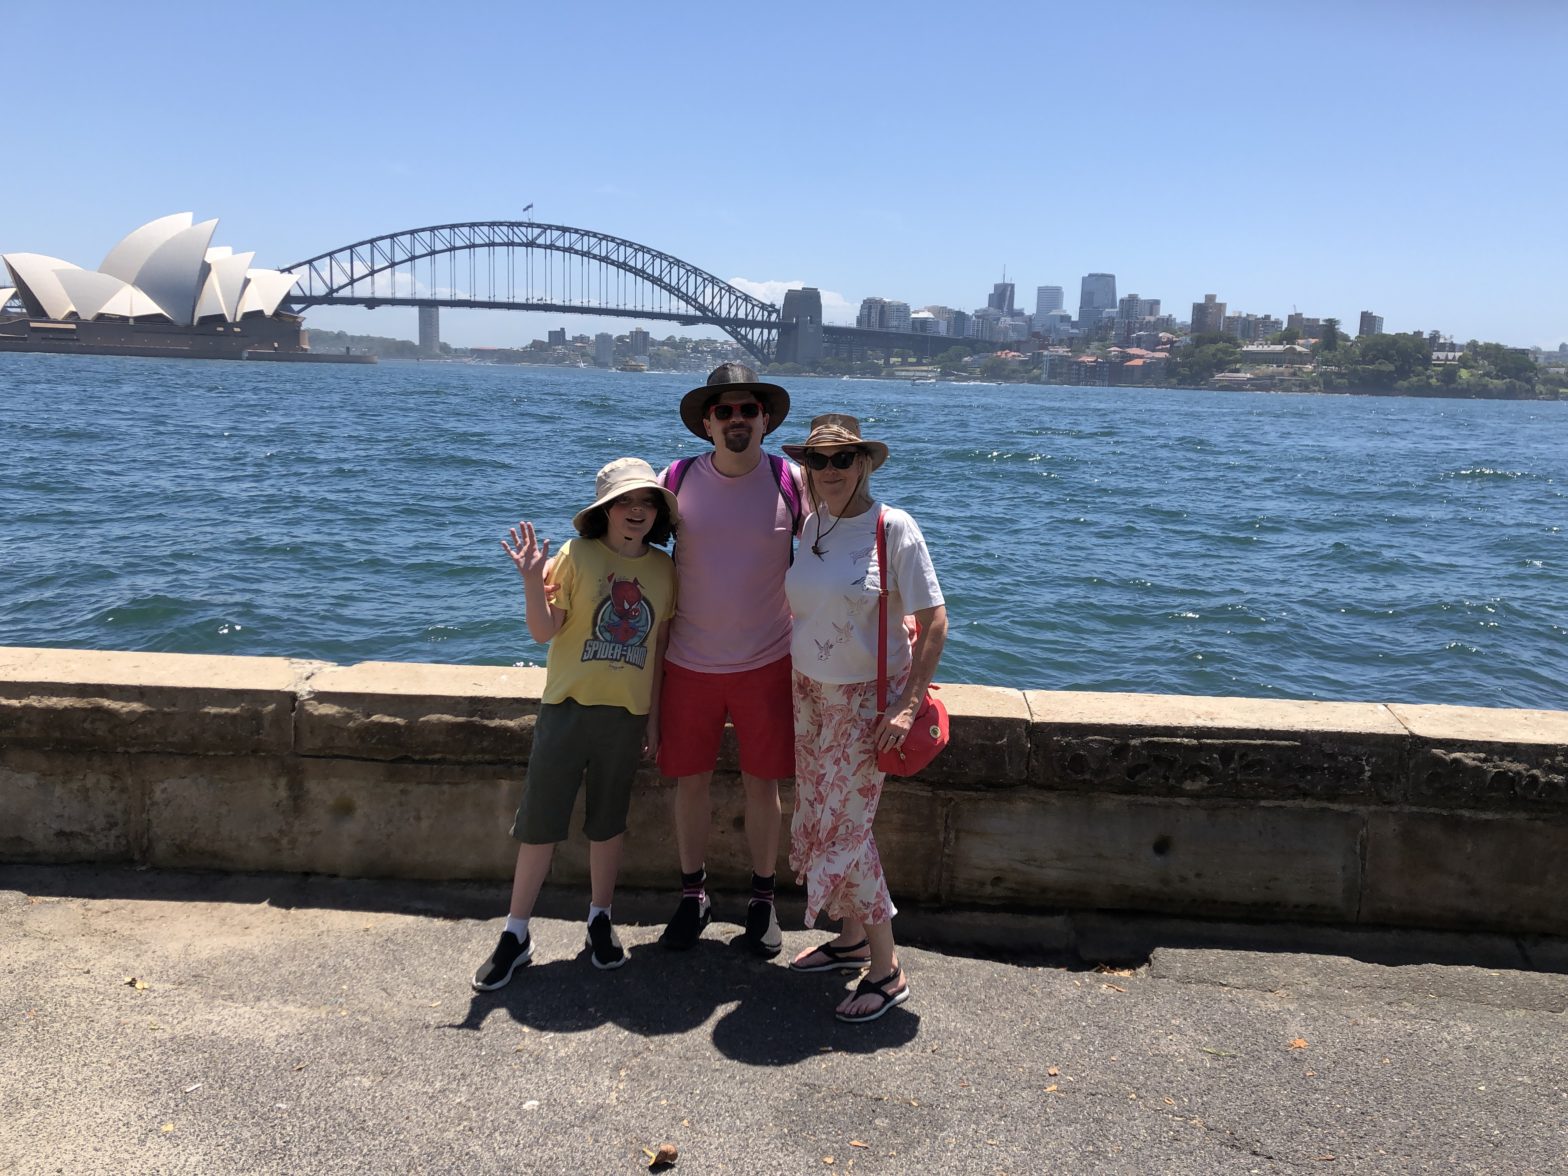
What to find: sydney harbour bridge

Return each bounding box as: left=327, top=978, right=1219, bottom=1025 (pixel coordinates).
left=281, top=221, right=996, bottom=365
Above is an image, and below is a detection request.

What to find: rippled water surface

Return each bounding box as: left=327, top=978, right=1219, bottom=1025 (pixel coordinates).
left=3, top=353, right=1565, bottom=708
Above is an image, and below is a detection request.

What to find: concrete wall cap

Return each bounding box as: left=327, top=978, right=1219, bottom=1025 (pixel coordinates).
left=0, top=646, right=303, bottom=695
left=1025, top=689, right=1408, bottom=737
left=936, top=682, right=1029, bottom=721
left=1385, top=703, right=1568, bottom=746
left=306, top=661, right=548, bottom=702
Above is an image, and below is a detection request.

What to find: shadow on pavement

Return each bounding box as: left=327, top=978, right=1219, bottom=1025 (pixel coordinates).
left=441, top=935, right=920, bottom=1062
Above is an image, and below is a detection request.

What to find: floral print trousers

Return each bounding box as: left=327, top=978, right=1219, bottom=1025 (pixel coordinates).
left=789, top=669, right=905, bottom=929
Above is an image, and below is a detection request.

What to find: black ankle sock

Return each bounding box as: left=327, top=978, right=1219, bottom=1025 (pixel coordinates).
left=751, top=872, right=775, bottom=905
left=681, top=868, right=706, bottom=901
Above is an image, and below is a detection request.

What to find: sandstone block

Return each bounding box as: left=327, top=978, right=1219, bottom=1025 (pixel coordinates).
left=295, top=661, right=546, bottom=763
left=1388, top=703, right=1568, bottom=813
left=945, top=792, right=1362, bottom=921
left=0, top=749, right=135, bottom=863
left=1361, top=810, right=1568, bottom=935
left=1026, top=689, right=1407, bottom=802
left=0, top=646, right=305, bottom=756
left=142, top=755, right=520, bottom=880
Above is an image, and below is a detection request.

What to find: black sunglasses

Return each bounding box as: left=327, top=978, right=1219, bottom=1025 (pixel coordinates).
left=709, top=403, right=762, bottom=421
left=804, top=450, right=863, bottom=471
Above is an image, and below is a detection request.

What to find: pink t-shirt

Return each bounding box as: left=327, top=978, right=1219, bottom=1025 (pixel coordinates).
left=660, top=452, right=797, bottom=673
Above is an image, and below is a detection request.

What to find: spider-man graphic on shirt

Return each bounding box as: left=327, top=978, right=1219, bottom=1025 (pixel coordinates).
left=580, top=574, right=654, bottom=669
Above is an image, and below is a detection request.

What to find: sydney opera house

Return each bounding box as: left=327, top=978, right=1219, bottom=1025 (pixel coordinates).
left=0, top=213, right=356, bottom=361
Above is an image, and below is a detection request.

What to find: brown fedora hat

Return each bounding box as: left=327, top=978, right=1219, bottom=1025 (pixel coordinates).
left=781, top=413, right=889, bottom=471
left=678, top=362, right=790, bottom=439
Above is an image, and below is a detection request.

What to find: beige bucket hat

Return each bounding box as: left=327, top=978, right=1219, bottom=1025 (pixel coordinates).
left=571, top=457, right=681, bottom=533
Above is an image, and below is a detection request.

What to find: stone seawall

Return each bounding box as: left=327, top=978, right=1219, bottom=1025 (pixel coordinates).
left=2, top=646, right=1565, bottom=934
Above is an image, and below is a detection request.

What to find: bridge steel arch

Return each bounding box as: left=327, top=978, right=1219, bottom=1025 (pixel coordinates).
left=281, top=222, right=781, bottom=362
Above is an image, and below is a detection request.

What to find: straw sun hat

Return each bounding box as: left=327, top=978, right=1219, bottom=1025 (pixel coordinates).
left=781, top=413, right=889, bottom=471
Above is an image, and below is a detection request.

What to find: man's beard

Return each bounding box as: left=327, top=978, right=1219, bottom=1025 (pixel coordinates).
left=721, top=429, right=751, bottom=453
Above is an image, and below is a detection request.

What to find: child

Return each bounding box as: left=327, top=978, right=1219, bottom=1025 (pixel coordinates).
left=472, top=458, right=678, bottom=988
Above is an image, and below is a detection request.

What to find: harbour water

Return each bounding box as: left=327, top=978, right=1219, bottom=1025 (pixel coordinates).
left=2, top=353, right=1564, bottom=710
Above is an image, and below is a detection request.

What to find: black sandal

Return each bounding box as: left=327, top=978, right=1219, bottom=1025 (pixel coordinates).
left=789, top=938, right=871, bottom=973
left=835, top=969, right=910, bottom=1023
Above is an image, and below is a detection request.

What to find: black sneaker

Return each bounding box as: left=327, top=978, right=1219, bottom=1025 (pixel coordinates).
left=742, top=900, right=783, bottom=958
left=585, top=912, right=627, bottom=970
left=659, top=894, right=712, bottom=950
left=471, top=930, right=532, bottom=991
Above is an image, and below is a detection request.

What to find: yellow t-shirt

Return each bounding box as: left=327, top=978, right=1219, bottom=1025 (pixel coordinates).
left=542, top=538, right=676, bottom=715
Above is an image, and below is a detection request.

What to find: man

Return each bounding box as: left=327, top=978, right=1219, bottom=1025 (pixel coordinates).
left=657, top=362, right=803, bottom=956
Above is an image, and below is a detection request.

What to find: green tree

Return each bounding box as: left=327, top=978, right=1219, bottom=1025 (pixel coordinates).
left=1167, top=335, right=1240, bottom=386
left=1319, top=318, right=1341, bottom=353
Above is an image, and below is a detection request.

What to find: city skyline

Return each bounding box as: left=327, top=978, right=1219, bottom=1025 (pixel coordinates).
left=2, top=2, right=1563, bottom=350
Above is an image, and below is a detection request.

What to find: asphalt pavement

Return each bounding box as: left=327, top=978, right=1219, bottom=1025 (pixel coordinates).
left=2, top=864, right=1565, bottom=1175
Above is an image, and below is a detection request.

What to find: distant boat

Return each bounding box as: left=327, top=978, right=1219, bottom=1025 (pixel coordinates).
left=616, top=358, right=648, bottom=372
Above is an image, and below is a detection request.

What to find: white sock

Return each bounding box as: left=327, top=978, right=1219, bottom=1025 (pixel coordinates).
left=504, top=915, right=530, bottom=940
left=588, top=904, right=611, bottom=924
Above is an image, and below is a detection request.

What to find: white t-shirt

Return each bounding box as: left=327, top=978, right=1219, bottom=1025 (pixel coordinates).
left=785, top=502, right=944, bottom=685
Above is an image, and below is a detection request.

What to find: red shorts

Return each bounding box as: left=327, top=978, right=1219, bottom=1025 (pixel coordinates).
left=658, top=654, right=795, bottom=780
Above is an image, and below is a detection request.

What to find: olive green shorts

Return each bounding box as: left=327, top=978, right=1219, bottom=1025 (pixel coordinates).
left=511, top=699, right=646, bottom=844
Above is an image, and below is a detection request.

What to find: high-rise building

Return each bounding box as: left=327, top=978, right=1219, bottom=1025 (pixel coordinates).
left=1035, top=286, right=1064, bottom=317
left=1077, top=273, right=1116, bottom=328
left=988, top=280, right=1016, bottom=313
left=593, top=332, right=614, bottom=366
left=1358, top=311, right=1384, bottom=337
left=856, top=297, right=911, bottom=332
left=547, top=328, right=566, bottom=346
left=1035, top=309, right=1073, bottom=340
left=1191, top=294, right=1226, bottom=335
left=628, top=328, right=651, bottom=355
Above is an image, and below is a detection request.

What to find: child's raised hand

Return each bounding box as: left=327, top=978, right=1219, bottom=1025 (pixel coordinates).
left=502, top=521, right=552, bottom=580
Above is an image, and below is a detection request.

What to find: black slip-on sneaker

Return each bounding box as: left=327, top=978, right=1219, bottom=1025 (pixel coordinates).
left=742, top=900, right=783, bottom=958
left=586, top=912, right=627, bottom=970
left=471, top=930, right=532, bottom=991
left=658, top=895, right=712, bottom=950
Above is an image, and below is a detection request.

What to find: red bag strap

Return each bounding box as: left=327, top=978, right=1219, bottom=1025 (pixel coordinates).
left=875, top=507, right=888, bottom=722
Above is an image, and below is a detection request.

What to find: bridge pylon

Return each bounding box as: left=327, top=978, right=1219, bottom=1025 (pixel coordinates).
left=417, top=306, right=440, bottom=355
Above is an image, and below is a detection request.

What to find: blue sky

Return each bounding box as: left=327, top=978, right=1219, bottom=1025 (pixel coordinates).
left=5, top=1, right=1564, bottom=348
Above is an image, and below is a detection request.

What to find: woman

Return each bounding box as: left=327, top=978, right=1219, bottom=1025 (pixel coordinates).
left=781, top=414, right=947, bottom=1023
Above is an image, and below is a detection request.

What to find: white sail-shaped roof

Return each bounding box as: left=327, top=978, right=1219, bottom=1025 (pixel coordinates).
left=55, top=270, right=136, bottom=320
left=54, top=270, right=166, bottom=319
left=133, top=219, right=217, bottom=326
left=0, top=288, right=16, bottom=310
left=2, top=254, right=81, bottom=320
left=99, top=213, right=194, bottom=283
left=194, top=250, right=253, bottom=321
left=96, top=284, right=168, bottom=319
left=235, top=268, right=299, bottom=318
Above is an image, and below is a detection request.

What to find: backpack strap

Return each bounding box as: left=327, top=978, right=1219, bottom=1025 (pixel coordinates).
left=666, top=452, right=802, bottom=561
left=664, top=456, right=694, bottom=495
left=769, top=453, right=804, bottom=537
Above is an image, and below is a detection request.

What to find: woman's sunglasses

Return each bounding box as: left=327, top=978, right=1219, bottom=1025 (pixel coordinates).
left=804, top=450, right=863, bottom=471
left=709, top=403, right=762, bottom=421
